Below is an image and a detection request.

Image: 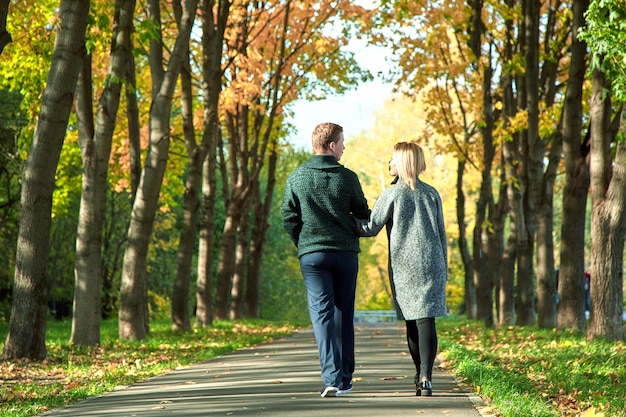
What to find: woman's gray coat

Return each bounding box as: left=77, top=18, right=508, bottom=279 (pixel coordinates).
left=357, top=177, right=448, bottom=320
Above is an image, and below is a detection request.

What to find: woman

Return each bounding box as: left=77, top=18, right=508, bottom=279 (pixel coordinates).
left=356, top=142, right=448, bottom=396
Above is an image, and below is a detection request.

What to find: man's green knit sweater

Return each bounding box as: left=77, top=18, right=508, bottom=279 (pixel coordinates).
left=282, top=155, right=370, bottom=258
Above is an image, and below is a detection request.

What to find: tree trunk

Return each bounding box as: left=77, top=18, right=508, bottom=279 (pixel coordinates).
left=536, top=141, right=560, bottom=329
left=72, top=54, right=101, bottom=346
left=587, top=70, right=626, bottom=342
left=196, top=152, right=216, bottom=327
left=72, top=0, right=136, bottom=346
left=465, top=0, right=484, bottom=321
left=534, top=1, right=567, bottom=330
left=473, top=57, right=495, bottom=325
left=1, top=0, right=90, bottom=360
left=498, top=0, right=518, bottom=327
left=171, top=39, right=199, bottom=332
left=119, top=0, right=198, bottom=340
left=516, top=0, right=540, bottom=326
left=557, top=0, right=590, bottom=332
left=195, top=0, right=229, bottom=327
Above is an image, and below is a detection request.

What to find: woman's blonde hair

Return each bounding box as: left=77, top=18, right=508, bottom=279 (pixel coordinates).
left=393, top=142, right=426, bottom=191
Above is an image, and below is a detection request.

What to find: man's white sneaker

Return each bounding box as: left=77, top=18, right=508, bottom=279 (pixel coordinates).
left=321, top=386, right=339, bottom=397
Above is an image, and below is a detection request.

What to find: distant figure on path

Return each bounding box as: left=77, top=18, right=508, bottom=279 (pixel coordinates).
left=355, top=142, right=448, bottom=396
left=282, top=122, right=370, bottom=398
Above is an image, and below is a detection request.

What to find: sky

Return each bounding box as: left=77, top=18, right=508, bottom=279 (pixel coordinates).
left=284, top=39, right=395, bottom=150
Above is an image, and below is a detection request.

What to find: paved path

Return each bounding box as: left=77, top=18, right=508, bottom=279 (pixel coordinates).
left=39, top=323, right=487, bottom=417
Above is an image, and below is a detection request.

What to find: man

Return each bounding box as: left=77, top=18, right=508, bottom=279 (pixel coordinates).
left=282, top=122, right=370, bottom=397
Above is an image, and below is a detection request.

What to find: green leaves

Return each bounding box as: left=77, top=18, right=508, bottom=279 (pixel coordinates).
left=580, top=0, right=626, bottom=102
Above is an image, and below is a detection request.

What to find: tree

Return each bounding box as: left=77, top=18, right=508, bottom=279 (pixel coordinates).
left=2, top=0, right=91, bottom=360
left=72, top=0, right=137, bottom=346
left=172, top=0, right=230, bottom=331
left=213, top=0, right=371, bottom=320
left=373, top=0, right=576, bottom=329
left=557, top=0, right=590, bottom=332
left=119, top=0, right=198, bottom=340
left=580, top=0, right=626, bottom=342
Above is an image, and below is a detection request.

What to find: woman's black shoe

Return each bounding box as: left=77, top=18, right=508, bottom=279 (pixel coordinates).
left=416, top=380, right=432, bottom=396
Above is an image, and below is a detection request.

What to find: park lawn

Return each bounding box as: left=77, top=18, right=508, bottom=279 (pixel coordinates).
left=0, top=319, right=299, bottom=417
left=437, top=315, right=626, bottom=417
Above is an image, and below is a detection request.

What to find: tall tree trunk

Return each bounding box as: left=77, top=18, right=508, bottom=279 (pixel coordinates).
left=72, top=53, right=99, bottom=345
left=171, top=41, right=198, bottom=332
left=498, top=1, right=517, bottom=327
left=534, top=2, right=567, bottom=330
left=557, top=0, right=590, bottom=332
left=196, top=152, right=216, bottom=327
left=587, top=70, right=626, bottom=342
left=1, top=0, right=90, bottom=360
left=466, top=0, right=485, bottom=322
left=119, top=0, right=198, bottom=340
left=195, top=0, right=229, bottom=327
left=170, top=0, right=207, bottom=332
left=473, top=58, right=495, bottom=325
left=72, top=0, right=136, bottom=346
left=516, top=0, right=539, bottom=326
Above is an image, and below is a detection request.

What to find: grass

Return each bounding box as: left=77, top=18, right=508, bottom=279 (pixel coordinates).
left=1, top=315, right=625, bottom=417
left=436, top=315, right=626, bottom=417
left=0, top=319, right=300, bottom=417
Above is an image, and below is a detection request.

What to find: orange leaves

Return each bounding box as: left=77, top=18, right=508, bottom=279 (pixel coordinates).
left=220, top=0, right=371, bottom=117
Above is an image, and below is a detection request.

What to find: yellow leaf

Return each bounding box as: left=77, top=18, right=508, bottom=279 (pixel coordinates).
left=581, top=407, right=605, bottom=417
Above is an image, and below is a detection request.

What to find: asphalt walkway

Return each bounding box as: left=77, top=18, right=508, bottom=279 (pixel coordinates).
left=39, top=323, right=488, bottom=417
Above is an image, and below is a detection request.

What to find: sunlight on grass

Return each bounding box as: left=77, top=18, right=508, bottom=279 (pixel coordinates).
left=437, top=315, right=626, bottom=417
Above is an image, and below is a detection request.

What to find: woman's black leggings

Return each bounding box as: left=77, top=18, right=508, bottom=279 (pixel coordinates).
left=405, top=317, right=437, bottom=381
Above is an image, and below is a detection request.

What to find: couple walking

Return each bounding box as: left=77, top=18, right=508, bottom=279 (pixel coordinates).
left=281, top=122, right=448, bottom=398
